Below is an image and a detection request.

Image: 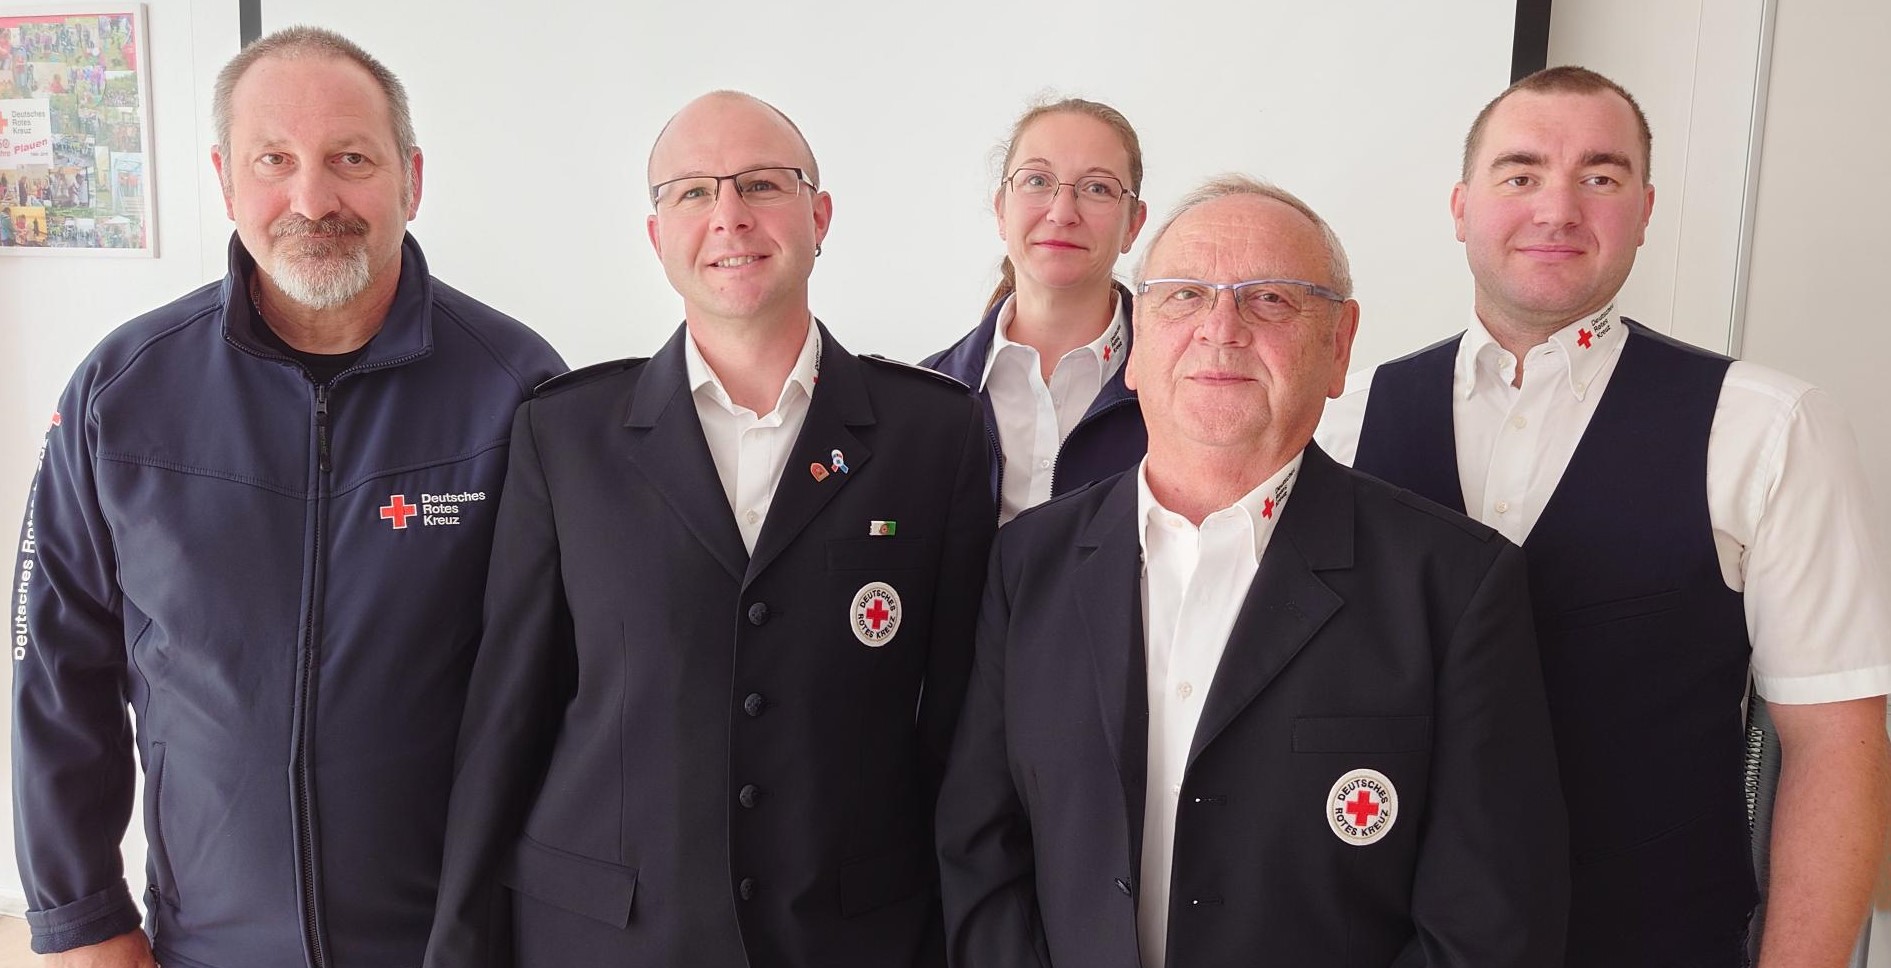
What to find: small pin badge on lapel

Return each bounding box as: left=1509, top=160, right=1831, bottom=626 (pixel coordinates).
left=868, top=520, right=897, bottom=537
left=830, top=449, right=850, bottom=475
left=809, top=462, right=830, bottom=482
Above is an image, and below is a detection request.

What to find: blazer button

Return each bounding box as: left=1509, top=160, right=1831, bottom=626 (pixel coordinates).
left=747, top=602, right=770, bottom=626
left=738, top=783, right=762, bottom=808
left=1114, top=877, right=1132, bottom=897
left=739, top=877, right=758, bottom=901
left=743, top=693, right=767, bottom=717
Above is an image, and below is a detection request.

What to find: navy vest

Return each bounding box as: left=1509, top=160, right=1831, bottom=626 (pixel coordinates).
left=1356, top=320, right=1755, bottom=968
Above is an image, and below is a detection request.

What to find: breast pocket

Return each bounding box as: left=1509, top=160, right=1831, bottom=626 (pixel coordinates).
left=827, top=537, right=938, bottom=649
left=1291, top=715, right=1433, bottom=753
left=1550, top=589, right=1683, bottom=631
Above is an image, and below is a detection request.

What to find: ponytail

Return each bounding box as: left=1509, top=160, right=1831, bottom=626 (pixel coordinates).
left=983, top=257, right=1018, bottom=317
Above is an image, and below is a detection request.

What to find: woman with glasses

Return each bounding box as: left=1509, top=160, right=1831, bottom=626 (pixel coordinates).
left=922, top=98, right=1149, bottom=524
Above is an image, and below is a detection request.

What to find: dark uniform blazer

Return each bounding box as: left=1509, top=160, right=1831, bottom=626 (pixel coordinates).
left=424, top=323, right=994, bottom=968
left=936, top=446, right=1569, bottom=968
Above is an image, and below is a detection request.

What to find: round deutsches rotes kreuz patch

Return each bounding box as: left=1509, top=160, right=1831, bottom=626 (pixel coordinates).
left=850, top=582, right=902, bottom=647
left=1327, top=768, right=1398, bottom=846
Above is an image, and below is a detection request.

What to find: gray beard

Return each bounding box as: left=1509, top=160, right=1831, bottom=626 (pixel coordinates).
left=268, top=240, right=373, bottom=311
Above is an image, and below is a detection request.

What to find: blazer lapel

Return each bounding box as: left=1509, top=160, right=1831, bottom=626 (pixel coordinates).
left=623, top=325, right=749, bottom=583
left=1186, top=446, right=1350, bottom=767
left=1073, top=474, right=1151, bottom=857
left=745, top=323, right=874, bottom=583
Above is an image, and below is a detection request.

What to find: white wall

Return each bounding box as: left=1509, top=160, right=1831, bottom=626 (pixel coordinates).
left=261, top=0, right=1514, bottom=373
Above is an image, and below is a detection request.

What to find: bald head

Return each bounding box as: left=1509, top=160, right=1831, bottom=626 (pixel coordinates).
left=647, top=91, right=820, bottom=189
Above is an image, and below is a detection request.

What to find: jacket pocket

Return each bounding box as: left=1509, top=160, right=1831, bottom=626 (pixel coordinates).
left=1291, top=715, right=1433, bottom=753
left=826, top=536, right=936, bottom=572
left=500, top=835, right=638, bottom=928
left=838, top=836, right=933, bottom=919
left=144, top=742, right=181, bottom=909
left=1551, top=588, right=1683, bottom=631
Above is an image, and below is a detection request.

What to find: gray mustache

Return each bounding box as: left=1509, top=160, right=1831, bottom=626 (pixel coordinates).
left=272, top=214, right=369, bottom=240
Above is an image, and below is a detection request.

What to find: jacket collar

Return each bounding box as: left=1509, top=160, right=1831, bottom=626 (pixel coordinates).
left=1075, top=444, right=1349, bottom=819
left=221, top=231, right=436, bottom=369
left=623, top=320, right=875, bottom=585
left=930, top=280, right=1140, bottom=421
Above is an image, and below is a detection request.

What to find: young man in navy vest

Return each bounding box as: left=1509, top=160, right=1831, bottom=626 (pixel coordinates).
left=1318, top=66, right=1891, bottom=968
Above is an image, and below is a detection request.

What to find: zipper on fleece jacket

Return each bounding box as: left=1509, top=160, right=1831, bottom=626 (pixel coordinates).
left=292, top=379, right=331, bottom=968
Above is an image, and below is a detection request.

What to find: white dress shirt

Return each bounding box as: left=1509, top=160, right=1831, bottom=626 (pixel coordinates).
left=684, top=320, right=820, bottom=553
left=1134, top=453, right=1303, bottom=968
left=1317, top=307, right=1891, bottom=704
left=979, top=291, right=1130, bottom=524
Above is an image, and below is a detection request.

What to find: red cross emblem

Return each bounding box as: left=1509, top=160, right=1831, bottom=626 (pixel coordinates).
left=1262, top=497, right=1275, bottom=519
left=1345, top=789, right=1381, bottom=827
left=1327, top=768, right=1398, bottom=845
left=49, top=410, right=61, bottom=427
left=0, top=114, right=9, bottom=135
left=850, top=582, right=902, bottom=647
left=1103, top=344, right=1112, bottom=361
left=379, top=494, right=418, bottom=530
left=1578, top=328, right=1593, bottom=349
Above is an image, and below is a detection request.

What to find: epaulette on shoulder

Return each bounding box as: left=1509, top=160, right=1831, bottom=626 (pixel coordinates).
left=534, top=358, right=647, bottom=397
left=1391, top=487, right=1495, bottom=540
left=859, top=354, right=970, bottom=391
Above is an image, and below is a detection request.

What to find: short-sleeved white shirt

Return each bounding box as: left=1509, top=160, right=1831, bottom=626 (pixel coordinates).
left=1316, top=309, right=1891, bottom=704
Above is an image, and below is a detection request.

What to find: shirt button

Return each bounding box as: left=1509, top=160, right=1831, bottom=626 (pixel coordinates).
left=1494, top=500, right=1510, bottom=514
left=743, top=693, right=767, bottom=717
left=744, top=509, right=760, bottom=524
left=1170, top=783, right=1182, bottom=797
left=747, top=602, right=770, bottom=626
left=1038, top=459, right=1051, bottom=469
left=1176, top=681, right=1193, bottom=699
left=738, top=783, right=762, bottom=808
left=739, top=877, right=758, bottom=901
left=1511, top=415, right=1527, bottom=429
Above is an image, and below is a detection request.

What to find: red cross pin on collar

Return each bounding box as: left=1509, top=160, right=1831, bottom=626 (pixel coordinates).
left=379, top=494, right=418, bottom=530
left=1262, top=497, right=1276, bottom=519
left=1578, top=328, right=1594, bottom=349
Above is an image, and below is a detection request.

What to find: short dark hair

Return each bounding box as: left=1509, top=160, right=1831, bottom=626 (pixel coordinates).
left=1461, top=65, right=1652, bottom=182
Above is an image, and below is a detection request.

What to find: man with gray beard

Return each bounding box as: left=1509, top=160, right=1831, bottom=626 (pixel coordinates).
left=10, top=26, right=564, bottom=968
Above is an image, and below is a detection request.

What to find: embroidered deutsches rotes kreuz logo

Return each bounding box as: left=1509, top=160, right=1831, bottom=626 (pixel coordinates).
left=379, top=490, right=488, bottom=530
left=849, top=581, right=902, bottom=647
left=1327, top=768, right=1398, bottom=846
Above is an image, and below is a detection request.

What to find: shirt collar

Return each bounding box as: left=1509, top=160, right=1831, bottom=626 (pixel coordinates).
left=1456, top=303, right=1622, bottom=401
left=1135, top=450, right=1306, bottom=561
left=684, top=317, right=822, bottom=417
left=977, top=289, right=1131, bottom=392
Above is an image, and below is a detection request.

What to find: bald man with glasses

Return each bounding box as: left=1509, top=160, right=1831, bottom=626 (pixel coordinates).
left=426, top=91, right=994, bottom=968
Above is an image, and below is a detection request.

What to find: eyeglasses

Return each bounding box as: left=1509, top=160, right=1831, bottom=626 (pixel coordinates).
left=649, top=166, right=815, bottom=214
left=1006, top=167, right=1135, bottom=208
left=1136, top=278, right=1346, bottom=326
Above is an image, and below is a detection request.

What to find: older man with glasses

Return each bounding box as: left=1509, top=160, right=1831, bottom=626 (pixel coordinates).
left=424, top=90, right=994, bottom=968
left=936, top=175, right=1569, bottom=968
